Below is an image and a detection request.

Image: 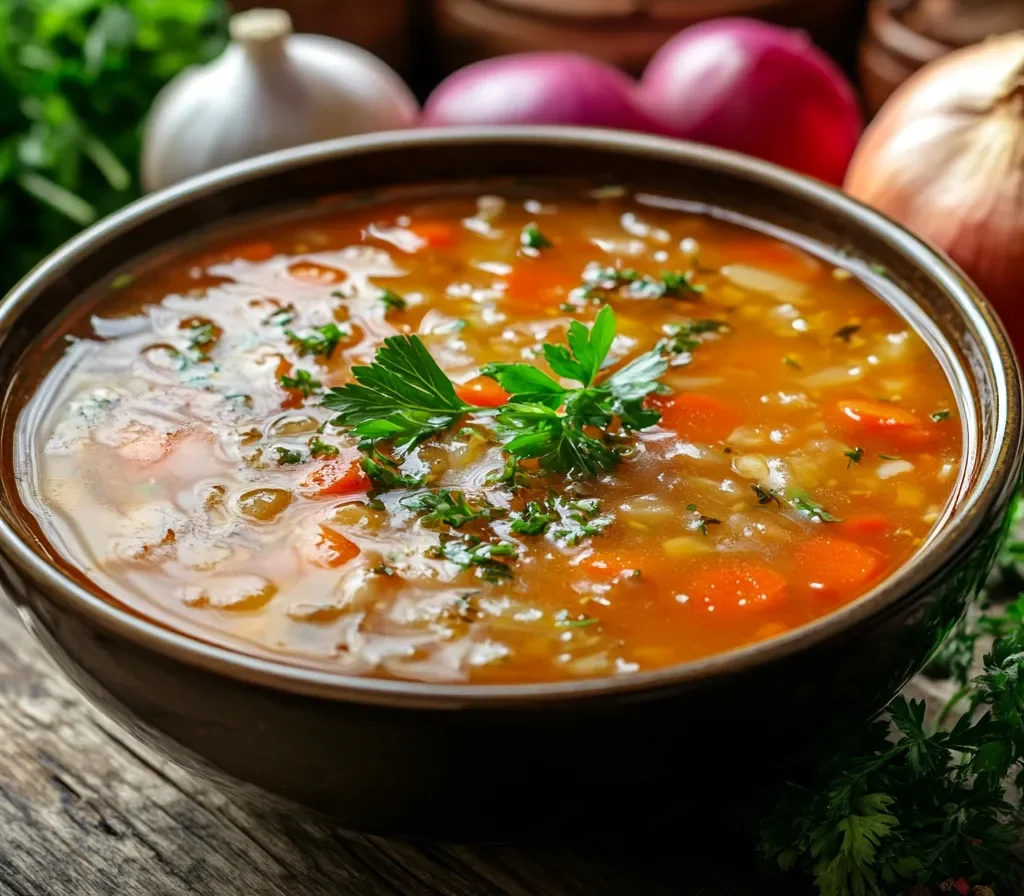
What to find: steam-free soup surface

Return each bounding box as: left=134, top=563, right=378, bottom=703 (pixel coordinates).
left=16, top=185, right=961, bottom=683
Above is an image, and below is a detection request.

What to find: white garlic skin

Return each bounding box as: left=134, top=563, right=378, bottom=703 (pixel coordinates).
left=141, top=10, right=419, bottom=193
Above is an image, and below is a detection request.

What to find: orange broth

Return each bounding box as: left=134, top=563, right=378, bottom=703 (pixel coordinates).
left=14, top=184, right=961, bottom=683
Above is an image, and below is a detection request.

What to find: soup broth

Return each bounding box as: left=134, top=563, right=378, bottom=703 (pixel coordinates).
left=14, top=184, right=961, bottom=684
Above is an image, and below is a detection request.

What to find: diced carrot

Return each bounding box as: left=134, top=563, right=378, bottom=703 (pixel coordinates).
left=795, top=536, right=884, bottom=594
left=834, top=399, right=935, bottom=449
left=288, top=261, right=345, bottom=285
left=301, top=457, right=369, bottom=497
left=839, top=515, right=894, bottom=539
left=411, top=221, right=457, bottom=249
left=724, top=237, right=821, bottom=281
left=648, top=392, right=740, bottom=443
left=310, top=526, right=361, bottom=568
left=456, top=376, right=509, bottom=408
left=583, top=551, right=643, bottom=579
left=502, top=260, right=572, bottom=309
left=685, top=563, right=788, bottom=613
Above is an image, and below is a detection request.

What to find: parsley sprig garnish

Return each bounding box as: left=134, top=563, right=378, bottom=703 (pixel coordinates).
left=323, top=306, right=668, bottom=480
left=484, top=306, right=667, bottom=476
left=509, top=495, right=612, bottom=546
left=429, top=534, right=518, bottom=582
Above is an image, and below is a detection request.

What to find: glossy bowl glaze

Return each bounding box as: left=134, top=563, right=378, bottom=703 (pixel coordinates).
left=0, top=129, right=1019, bottom=840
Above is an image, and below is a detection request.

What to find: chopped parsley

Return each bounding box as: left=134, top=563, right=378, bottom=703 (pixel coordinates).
left=554, top=609, right=598, bottom=628
left=285, top=323, right=346, bottom=358
left=833, top=323, right=861, bottom=342
left=878, top=453, right=901, bottom=461
left=869, top=262, right=889, bottom=277
left=752, top=483, right=781, bottom=507
left=788, top=487, right=842, bottom=523
left=186, top=322, right=217, bottom=356
left=111, top=273, right=134, bottom=289
left=931, top=409, right=951, bottom=422
left=264, top=304, right=297, bottom=327
left=844, top=446, right=864, bottom=467
left=279, top=368, right=321, bottom=397
left=686, top=503, right=721, bottom=536
left=430, top=534, right=517, bottom=582
left=402, top=489, right=495, bottom=529
left=359, top=444, right=426, bottom=491
left=510, top=496, right=612, bottom=545
left=579, top=262, right=703, bottom=302
left=308, top=437, right=339, bottom=458
left=520, top=223, right=553, bottom=251
left=378, top=288, right=407, bottom=314
left=275, top=446, right=304, bottom=465
left=657, top=319, right=728, bottom=358
left=782, top=356, right=802, bottom=369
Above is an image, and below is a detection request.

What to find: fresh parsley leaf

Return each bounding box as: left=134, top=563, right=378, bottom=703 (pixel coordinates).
left=308, top=436, right=339, bottom=458
left=285, top=323, right=346, bottom=358
left=844, top=447, right=863, bottom=468
left=378, top=288, right=407, bottom=313
left=783, top=356, right=802, bottom=369
left=402, top=489, right=495, bottom=529
left=279, top=368, right=321, bottom=397
left=788, top=487, right=842, bottom=523
left=686, top=503, right=721, bottom=536
left=931, top=409, right=951, bottom=422
left=264, top=304, right=297, bottom=327
left=833, top=324, right=861, bottom=342
left=430, top=533, right=517, bottom=582
left=578, top=263, right=702, bottom=301
left=657, top=319, right=728, bottom=361
left=275, top=446, right=304, bottom=465
left=521, top=223, right=552, bottom=251
left=187, top=322, right=217, bottom=356
left=657, top=270, right=705, bottom=298
left=509, top=501, right=557, bottom=536
left=323, top=334, right=471, bottom=454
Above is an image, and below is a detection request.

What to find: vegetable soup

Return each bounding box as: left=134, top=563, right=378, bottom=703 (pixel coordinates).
left=14, top=184, right=961, bottom=684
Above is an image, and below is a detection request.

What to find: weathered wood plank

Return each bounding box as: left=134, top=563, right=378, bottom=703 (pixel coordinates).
left=0, top=592, right=807, bottom=895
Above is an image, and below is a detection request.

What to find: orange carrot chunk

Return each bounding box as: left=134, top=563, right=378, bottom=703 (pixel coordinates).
left=835, top=399, right=935, bottom=448
left=456, top=376, right=510, bottom=408
left=301, top=457, right=369, bottom=497
left=839, top=515, right=894, bottom=539
left=411, top=221, right=457, bottom=249
left=648, top=392, right=740, bottom=443
left=311, top=526, right=361, bottom=568
left=796, top=536, right=884, bottom=594
left=686, top=563, right=788, bottom=614
left=502, top=260, right=572, bottom=308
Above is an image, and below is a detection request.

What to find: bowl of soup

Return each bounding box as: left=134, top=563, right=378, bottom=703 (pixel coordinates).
left=0, top=128, right=1018, bottom=839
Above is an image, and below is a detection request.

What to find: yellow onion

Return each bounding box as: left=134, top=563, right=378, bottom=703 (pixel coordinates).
left=845, top=33, right=1024, bottom=351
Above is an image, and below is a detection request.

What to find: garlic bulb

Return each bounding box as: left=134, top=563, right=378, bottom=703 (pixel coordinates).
left=141, top=8, right=419, bottom=193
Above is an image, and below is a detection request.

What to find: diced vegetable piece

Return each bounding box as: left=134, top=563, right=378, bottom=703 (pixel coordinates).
left=719, top=237, right=821, bottom=281
left=834, top=399, right=935, bottom=448
left=502, top=260, right=572, bottom=308
left=301, top=457, right=370, bottom=496
left=795, top=536, right=884, bottom=593
left=311, top=526, right=361, bottom=568
left=411, top=221, right=457, bottom=248
left=648, top=392, right=740, bottom=443
left=685, top=562, right=788, bottom=613
left=839, top=515, right=894, bottom=538
left=456, top=376, right=510, bottom=408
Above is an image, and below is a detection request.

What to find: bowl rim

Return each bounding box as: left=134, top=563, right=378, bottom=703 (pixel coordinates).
left=2, top=126, right=1021, bottom=708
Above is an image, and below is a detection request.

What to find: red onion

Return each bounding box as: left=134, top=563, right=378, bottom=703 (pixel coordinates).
left=422, top=52, right=662, bottom=132
left=637, top=18, right=862, bottom=184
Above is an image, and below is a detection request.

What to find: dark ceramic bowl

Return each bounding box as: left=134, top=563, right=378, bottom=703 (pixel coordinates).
left=0, top=129, right=1020, bottom=840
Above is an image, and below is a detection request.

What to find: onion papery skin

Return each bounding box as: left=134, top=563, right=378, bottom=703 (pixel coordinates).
left=845, top=33, right=1024, bottom=354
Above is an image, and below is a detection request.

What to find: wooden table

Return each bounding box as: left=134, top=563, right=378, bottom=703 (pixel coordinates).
left=0, top=590, right=826, bottom=896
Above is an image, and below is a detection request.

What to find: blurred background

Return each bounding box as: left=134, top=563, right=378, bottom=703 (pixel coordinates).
left=4, top=0, right=1023, bottom=292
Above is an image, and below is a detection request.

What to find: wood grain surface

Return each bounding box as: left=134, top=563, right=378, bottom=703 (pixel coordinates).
left=5, top=587, right=937, bottom=896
